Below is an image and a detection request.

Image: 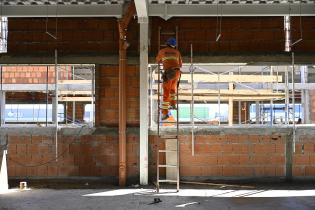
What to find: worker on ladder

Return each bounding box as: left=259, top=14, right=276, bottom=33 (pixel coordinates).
left=156, top=37, right=182, bottom=120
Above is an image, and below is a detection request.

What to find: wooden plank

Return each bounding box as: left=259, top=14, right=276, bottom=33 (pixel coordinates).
left=154, top=74, right=282, bottom=83
left=178, top=89, right=276, bottom=95
left=58, top=90, right=92, bottom=95
left=58, top=96, right=93, bottom=102
left=58, top=80, right=92, bottom=84
left=151, top=95, right=285, bottom=101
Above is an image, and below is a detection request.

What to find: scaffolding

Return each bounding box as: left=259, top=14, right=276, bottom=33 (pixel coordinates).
left=0, top=63, right=95, bottom=126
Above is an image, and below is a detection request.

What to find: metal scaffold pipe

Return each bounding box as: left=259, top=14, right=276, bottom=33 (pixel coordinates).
left=190, top=43, right=195, bottom=156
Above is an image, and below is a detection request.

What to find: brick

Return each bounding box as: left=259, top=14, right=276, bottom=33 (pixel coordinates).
left=238, top=167, right=254, bottom=176
left=9, top=136, right=24, bottom=144
left=293, top=166, right=305, bottom=176
left=222, top=166, right=239, bottom=176
left=181, top=155, right=217, bottom=166
left=7, top=166, right=15, bottom=176
left=47, top=166, right=58, bottom=176
left=232, top=144, right=249, bottom=154
left=59, top=166, right=79, bottom=176
left=305, top=166, right=315, bottom=176
left=201, top=166, right=222, bottom=176
left=219, top=155, right=240, bottom=165
left=270, top=155, right=285, bottom=165
left=304, top=143, right=315, bottom=153
left=264, top=167, right=276, bottom=176
left=276, top=166, right=285, bottom=176
left=293, top=155, right=310, bottom=165
left=15, top=166, right=27, bottom=176
left=252, top=155, right=270, bottom=165
left=310, top=155, right=315, bottom=164
left=181, top=166, right=202, bottom=176
left=27, top=144, right=39, bottom=154
left=254, top=144, right=275, bottom=154
left=16, top=144, right=27, bottom=155
left=8, top=144, right=17, bottom=154
left=239, top=155, right=251, bottom=165
left=275, top=143, right=285, bottom=154
left=221, top=144, right=233, bottom=153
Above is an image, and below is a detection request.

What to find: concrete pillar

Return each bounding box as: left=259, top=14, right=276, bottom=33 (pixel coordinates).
left=0, top=134, right=8, bottom=192
left=0, top=91, right=5, bottom=126
left=255, top=101, right=260, bottom=124
left=301, top=66, right=310, bottom=124
left=52, top=97, right=57, bottom=123
left=139, top=19, right=149, bottom=185
left=285, top=133, right=293, bottom=181
left=228, top=72, right=233, bottom=126
left=0, top=150, right=8, bottom=192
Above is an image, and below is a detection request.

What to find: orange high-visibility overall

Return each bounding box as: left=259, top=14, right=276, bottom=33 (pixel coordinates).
left=156, top=46, right=182, bottom=115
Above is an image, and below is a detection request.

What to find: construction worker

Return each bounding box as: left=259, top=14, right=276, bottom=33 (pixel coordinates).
left=156, top=37, right=182, bottom=120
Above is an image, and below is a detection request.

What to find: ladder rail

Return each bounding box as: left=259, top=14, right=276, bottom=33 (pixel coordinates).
left=156, top=26, right=180, bottom=193
left=156, top=63, right=161, bottom=192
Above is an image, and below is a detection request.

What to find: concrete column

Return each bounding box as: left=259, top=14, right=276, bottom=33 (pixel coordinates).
left=228, top=72, right=233, bottom=126
left=0, top=91, right=5, bottom=126
left=0, top=150, right=8, bottom=192
left=255, top=101, right=260, bottom=124
left=301, top=66, right=310, bottom=124
left=52, top=97, right=57, bottom=123
left=139, top=19, right=149, bottom=185
left=0, top=134, right=8, bottom=192
left=285, top=133, right=293, bottom=181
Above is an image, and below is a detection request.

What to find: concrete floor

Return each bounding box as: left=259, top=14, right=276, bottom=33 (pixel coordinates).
left=1, top=183, right=315, bottom=210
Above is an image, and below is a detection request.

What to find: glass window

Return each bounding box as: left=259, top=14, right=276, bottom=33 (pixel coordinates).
left=5, top=104, right=64, bottom=123
left=249, top=103, right=302, bottom=124
left=0, top=17, right=8, bottom=53
left=170, top=104, right=228, bottom=123
left=84, top=104, right=94, bottom=123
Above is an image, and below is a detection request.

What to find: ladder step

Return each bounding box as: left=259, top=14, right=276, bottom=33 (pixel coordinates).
left=159, top=135, right=178, bottom=139
left=159, top=164, right=177, bottom=168
left=158, top=179, right=178, bottom=183
left=160, top=32, right=176, bottom=35
left=159, top=121, right=177, bottom=124
left=159, top=149, right=177, bottom=153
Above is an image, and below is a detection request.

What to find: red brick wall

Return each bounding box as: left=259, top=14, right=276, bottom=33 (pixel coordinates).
left=150, top=17, right=285, bottom=54
left=311, top=91, right=315, bottom=123
left=97, top=65, right=139, bottom=127
left=291, top=17, right=315, bottom=52
left=150, top=134, right=286, bottom=179
left=7, top=18, right=139, bottom=55
left=293, top=134, right=315, bottom=177
left=1, top=65, right=71, bottom=84
left=6, top=131, right=315, bottom=181
left=6, top=17, right=315, bottom=56
left=66, top=102, right=85, bottom=123
left=7, top=133, right=139, bottom=180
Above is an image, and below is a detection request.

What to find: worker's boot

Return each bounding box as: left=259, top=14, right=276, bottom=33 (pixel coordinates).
left=170, top=104, right=177, bottom=110
left=161, top=114, right=169, bottom=120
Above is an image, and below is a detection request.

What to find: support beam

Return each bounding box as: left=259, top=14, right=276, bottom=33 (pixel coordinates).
left=139, top=19, right=149, bottom=186
left=255, top=101, right=260, bottom=124
left=2, top=5, right=123, bottom=17
left=118, top=1, right=136, bottom=187
left=228, top=72, right=234, bottom=126
left=135, top=0, right=148, bottom=23
left=154, top=74, right=282, bottom=83
left=0, top=92, right=5, bottom=126
left=301, top=66, right=310, bottom=124
left=0, top=149, right=8, bottom=192
left=148, top=4, right=315, bottom=19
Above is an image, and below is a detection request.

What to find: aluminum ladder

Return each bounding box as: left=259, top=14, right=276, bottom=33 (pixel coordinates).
left=156, top=63, right=180, bottom=193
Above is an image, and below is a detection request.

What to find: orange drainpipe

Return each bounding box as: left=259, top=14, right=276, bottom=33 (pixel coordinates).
left=117, top=1, right=136, bottom=187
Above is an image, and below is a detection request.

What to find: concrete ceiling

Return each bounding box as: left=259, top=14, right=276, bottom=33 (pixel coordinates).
left=0, top=0, right=315, bottom=17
